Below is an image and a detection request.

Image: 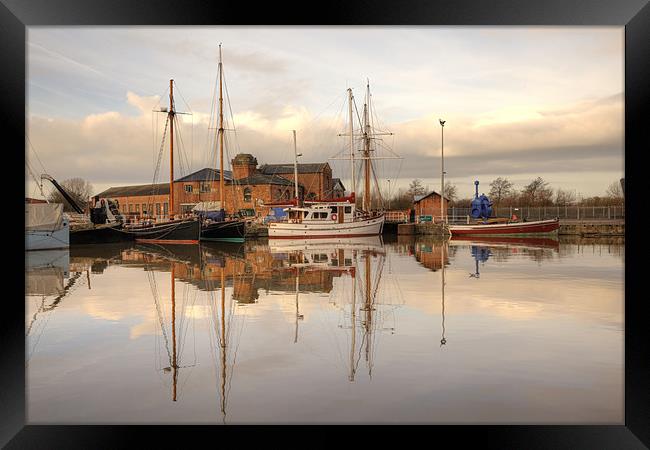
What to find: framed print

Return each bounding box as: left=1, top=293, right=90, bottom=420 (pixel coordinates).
left=3, top=0, right=649, bottom=447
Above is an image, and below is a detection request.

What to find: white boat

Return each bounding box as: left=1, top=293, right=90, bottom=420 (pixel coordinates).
left=268, top=197, right=385, bottom=238
left=268, top=82, right=395, bottom=239
left=25, top=203, right=70, bottom=251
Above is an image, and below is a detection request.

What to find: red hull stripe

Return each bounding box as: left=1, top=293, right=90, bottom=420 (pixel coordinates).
left=135, top=239, right=199, bottom=244
left=269, top=233, right=378, bottom=239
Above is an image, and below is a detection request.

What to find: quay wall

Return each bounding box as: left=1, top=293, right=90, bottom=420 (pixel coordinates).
left=558, top=220, right=624, bottom=236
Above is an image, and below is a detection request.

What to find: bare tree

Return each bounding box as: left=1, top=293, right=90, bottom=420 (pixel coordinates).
left=554, top=188, right=576, bottom=206
left=46, top=177, right=93, bottom=212
left=488, top=177, right=514, bottom=207
left=443, top=181, right=458, bottom=203
left=606, top=180, right=624, bottom=204
left=407, top=179, right=426, bottom=199
left=521, top=177, right=553, bottom=206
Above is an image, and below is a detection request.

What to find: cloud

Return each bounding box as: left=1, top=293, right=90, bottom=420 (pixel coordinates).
left=27, top=88, right=623, bottom=197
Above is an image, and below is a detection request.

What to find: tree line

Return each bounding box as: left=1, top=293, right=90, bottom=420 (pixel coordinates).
left=381, top=177, right=624, bottom=210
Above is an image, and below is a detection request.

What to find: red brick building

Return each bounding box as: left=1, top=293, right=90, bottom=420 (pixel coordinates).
left=96, top=153, right=337, bottom=220
left=413, top=191, right=449, bottom=223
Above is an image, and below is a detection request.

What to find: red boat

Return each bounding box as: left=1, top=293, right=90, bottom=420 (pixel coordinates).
left=448, top=218, right=560, bottom=236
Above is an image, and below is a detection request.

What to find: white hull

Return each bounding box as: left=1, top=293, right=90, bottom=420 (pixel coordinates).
left=25, top=215, right=70, bottom=251
left=268, top=215, right=384, bottom=238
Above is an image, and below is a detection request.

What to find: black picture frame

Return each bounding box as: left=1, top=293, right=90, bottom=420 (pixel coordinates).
left=3, top=0, right=648, bottom=447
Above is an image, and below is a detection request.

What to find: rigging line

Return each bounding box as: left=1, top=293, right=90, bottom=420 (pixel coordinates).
left=26, top=134, right=47, bottom=174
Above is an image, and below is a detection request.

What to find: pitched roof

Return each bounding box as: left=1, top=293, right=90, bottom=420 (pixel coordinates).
left=235, top=174, right=297, bottom=186
left=96, top=183, right=169, bottom=198
left=95, top=168, right=233, bottom=198
left=414, top=191, right=450, bottom=202
left=332, top=178, right=346, bottom=190
left=258, top=162, right=329, bottom=175
left=175, top=167, right=233, bottom=182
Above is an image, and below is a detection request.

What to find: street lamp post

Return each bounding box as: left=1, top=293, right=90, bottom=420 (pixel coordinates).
left=292, top=130, right=302, bottom=203
left=439, top=119, right=446, bottom=225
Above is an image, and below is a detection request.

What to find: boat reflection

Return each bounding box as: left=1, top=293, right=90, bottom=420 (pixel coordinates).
left=450, top=235, right=560, bottom=268
left=26, top=249, right=87, bottom=362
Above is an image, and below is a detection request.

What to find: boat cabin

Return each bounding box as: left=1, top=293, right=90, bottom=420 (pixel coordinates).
left=285, top=202, right=358, bottom=224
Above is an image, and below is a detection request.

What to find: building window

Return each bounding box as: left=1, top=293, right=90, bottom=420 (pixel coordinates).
left=184, top=185, right=193, bottom=193
left=156, top=203, right=161, bottom=215
left=200, top=183, right=211, bottom=193
left=275, top=189, right=282, bottom=200
left=142, top=203, right=147, bottom=214
left=163, top=203, right=168, bottom=216
left=345, top=206, right=352, bottom=214
left=128, top=204, right=134, bottom=213
left=243, top=188, right=252, bottom=203
left=135, top=204, right=140, bottom=213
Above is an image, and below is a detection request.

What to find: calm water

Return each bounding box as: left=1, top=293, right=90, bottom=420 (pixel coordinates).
left=25, top=235, right=624, bottom=424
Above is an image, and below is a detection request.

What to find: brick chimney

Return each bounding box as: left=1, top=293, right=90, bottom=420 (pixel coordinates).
left=232, top=153, right=258, bottom=180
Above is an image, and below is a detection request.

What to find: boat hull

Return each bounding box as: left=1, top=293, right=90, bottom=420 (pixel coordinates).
left=25, top=215, right=70, bottom=251
left=268, top=215, right=385, bottom=238
left=125, top=219, right=200, bottom=244
left=70, top=223, right=133, bottom=245
left=449, top=218, right=560, bottom=236
left=200, top=220, right=246, bottom=243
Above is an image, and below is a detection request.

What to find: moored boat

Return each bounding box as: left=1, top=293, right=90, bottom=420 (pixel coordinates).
left=268, top=195, right=384, bottom=238
left=124, top=219, right=200, bottom=244
left=119, top=79, right=201, bottom=244
left=269, top=82, right=393, bottom=239
left=448, top=218, right=560, bottom=236
left=25, top=203, right=70, bottom=251
left=198, top=45, right=246, bottom=243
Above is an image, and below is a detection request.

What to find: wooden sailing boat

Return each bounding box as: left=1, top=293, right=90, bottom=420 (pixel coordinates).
left=199, top=44, right=246, bottom=243
left=124, top=80, right=201, bottom=244
left=268, top=82, right=391, bottom=238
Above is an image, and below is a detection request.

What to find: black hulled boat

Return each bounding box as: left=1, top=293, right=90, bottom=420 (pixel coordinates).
left=125, top=219, right=200, bottom=244
left=200, top=219, right=245, bottom=242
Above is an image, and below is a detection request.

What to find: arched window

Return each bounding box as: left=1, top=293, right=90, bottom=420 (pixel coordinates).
left=243, top=187, right=252, bottom=203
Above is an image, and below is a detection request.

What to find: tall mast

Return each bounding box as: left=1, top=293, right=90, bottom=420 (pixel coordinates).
left=363, top=82, right=371, bottom=212
left=292, top=130, right=300, bottom=203
left=348, top=88, right=355, bottom=198
left=169, top=79, right=175, bottom=218
left=218, top=44, right=225, bottom=214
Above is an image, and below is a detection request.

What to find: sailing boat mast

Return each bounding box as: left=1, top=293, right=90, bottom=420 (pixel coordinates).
left=218, top=44, right=226, bottom=216
left=362, top=82, right=372, bottom=212
left=347, top=88, right=355, bottom=199
left=169, top=80, right=175, bottom=219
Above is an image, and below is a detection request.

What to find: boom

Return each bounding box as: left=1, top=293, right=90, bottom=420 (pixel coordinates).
left=40, top=174, right=84, bottom=214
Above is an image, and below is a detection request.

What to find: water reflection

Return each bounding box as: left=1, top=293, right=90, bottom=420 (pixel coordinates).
left=25, top=235, right=624, bottom=424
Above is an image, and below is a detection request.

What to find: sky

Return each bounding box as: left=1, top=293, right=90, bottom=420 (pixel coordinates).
left=25, top=26, right=624, bottom=199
